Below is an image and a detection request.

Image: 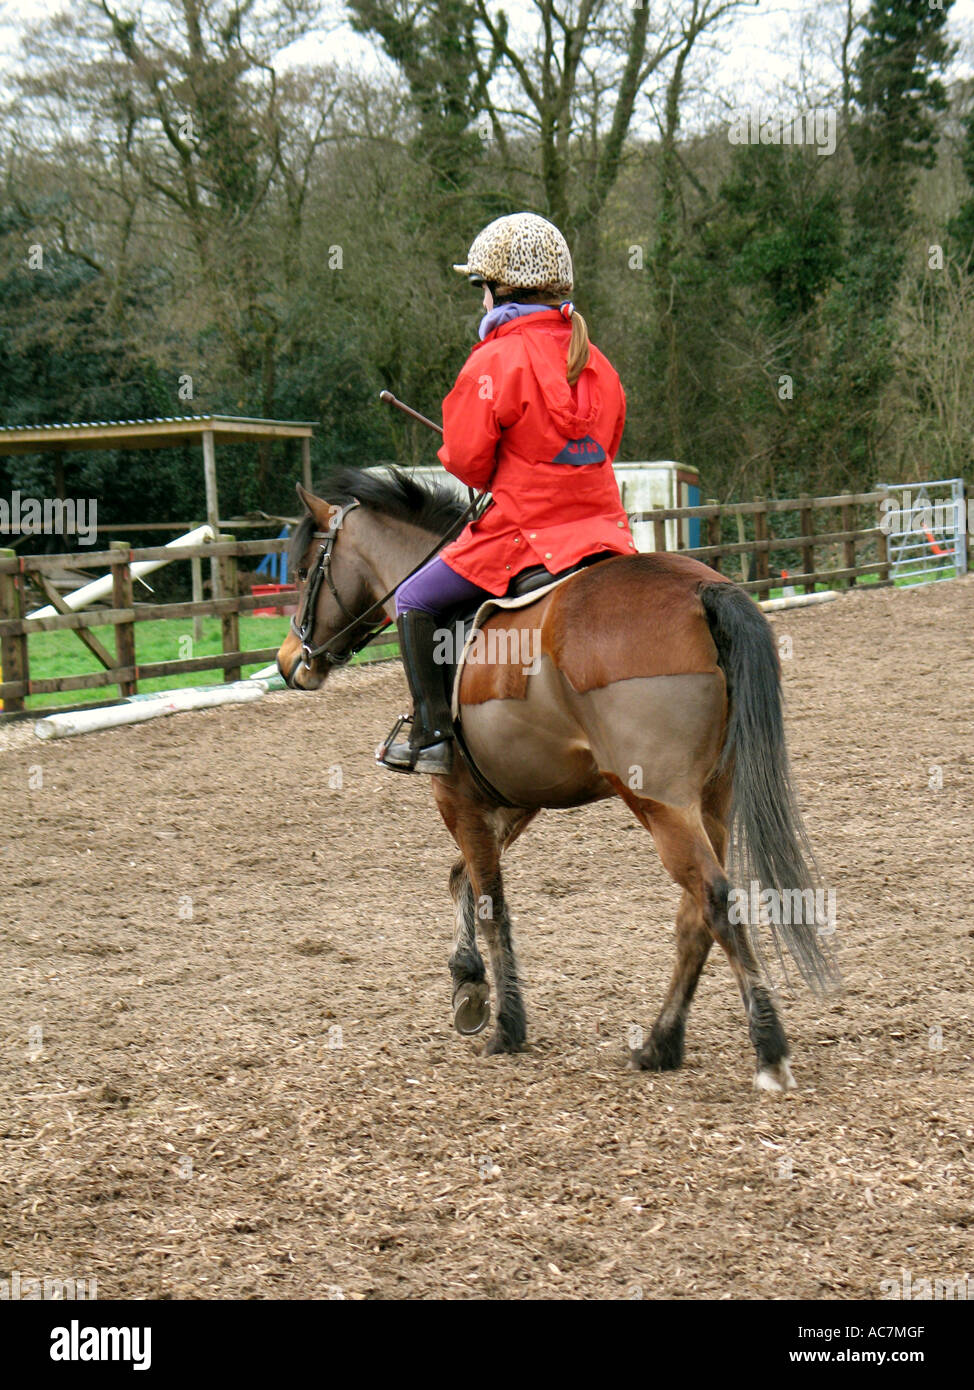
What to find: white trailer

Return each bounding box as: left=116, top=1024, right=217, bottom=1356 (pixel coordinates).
left=408, top=460, right=702, bottom=554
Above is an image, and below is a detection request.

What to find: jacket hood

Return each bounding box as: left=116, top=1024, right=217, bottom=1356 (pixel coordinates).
left=487, top=314, right=603, bottom=436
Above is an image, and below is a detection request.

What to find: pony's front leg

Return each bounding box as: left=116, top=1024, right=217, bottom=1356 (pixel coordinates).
left=473, top=858, right=526, bottom=1056
left=448, top=859, right=490, bottom=1036
left=433, top=781, right=530, bottom=1055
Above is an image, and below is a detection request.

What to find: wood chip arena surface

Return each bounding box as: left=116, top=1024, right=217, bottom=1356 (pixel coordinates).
left=2, top=577, right=972, bottom=1300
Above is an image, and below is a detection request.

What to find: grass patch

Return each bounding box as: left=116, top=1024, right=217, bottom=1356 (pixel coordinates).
left=12, top=615, right=399, bottom=710
left=757, top=566, right=958, bottom=602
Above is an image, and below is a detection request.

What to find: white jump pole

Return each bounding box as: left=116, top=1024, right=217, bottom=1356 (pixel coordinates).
left=758, top=590, right=839, bottom=613
left=34, top=677, right=275, bottom=741
left=28, top=524, right=216, bottom=621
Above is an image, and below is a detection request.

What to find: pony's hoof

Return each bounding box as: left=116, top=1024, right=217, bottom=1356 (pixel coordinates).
left=753, top=1058, right=796, bottom=1093
left=453, top=982, right=490, bottom=1036
left=629, top=1041, right=683, bottom=1072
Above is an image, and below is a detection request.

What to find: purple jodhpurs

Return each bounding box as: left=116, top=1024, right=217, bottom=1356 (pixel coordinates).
left=395, top=555, right=492, bottom=618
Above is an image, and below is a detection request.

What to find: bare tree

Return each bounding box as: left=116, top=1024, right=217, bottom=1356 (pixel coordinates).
left=8, top=0, right=344, bottom=496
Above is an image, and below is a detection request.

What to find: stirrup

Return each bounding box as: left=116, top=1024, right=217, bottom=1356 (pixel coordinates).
left=376, top=713, right=454, bottom=776
left=376, top=712, right=415, bottom=770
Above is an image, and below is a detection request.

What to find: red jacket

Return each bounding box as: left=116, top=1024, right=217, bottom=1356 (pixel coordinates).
left=437, top=311, right=635, bottom=594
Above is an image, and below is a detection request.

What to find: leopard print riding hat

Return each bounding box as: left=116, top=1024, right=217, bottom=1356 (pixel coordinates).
left=453, top=212, right=574, bottom=299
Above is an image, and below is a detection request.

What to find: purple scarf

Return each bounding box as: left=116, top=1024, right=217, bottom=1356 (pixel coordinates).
left=478, top=301, right=555, bottom=341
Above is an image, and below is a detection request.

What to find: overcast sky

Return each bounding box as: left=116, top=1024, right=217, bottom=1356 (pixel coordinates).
left=2, top=0, right=972, bottom=119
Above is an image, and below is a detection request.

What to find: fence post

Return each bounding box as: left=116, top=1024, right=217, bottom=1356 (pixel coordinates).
left=841, top=501, right=856, bottom=587
left=955, top=480, right=968, bottom=577
left=707, top=498, right=722, bottom=573
left=799, top=493, right=816, bottom=593
left=191, top=554, right=204, bottom=643
left=202, top=429, right=222, bottom=600
left=754, top=497, right=770, bottom=596
left=876, top=503, right=891, bottom=585
left=111, top=541, right=137, bottom=697
left=218, top=534, right=240, bottom=683
left=735, top=514, right=750, bottom=583
left=0, top=550, right=29, bottom=713
left=652, top=503, right=667, bottom=554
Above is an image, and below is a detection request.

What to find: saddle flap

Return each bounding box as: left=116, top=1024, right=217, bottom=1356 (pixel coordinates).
left=449, top=562, right=597, bottom=719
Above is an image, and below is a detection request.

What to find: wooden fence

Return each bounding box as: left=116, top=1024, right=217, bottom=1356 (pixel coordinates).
left=0, top=536, right=302, bottom=718
left=0, top=489, right=893, bottom=718
left=631, top=489, right=891, bottom=597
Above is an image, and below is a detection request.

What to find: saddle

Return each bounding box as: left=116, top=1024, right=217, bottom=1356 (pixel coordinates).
left=505, top=551, right=608, bottom=600
left=436, top=550, right=610, bottom=802
left=444, top=552, right=609, bottom=713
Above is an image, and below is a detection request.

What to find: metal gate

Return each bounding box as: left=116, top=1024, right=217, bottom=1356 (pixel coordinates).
left=876, top=478, right=968, bottom=586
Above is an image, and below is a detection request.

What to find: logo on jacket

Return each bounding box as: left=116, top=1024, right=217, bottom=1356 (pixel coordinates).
left=552, top=435, right=606, bottom=465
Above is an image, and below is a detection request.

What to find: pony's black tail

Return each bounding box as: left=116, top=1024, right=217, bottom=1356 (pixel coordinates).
left=699, top=581, right=838, bottom=994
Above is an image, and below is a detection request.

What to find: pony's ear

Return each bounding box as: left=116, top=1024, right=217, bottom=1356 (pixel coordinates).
left=296, top=483, right=337, bottom=530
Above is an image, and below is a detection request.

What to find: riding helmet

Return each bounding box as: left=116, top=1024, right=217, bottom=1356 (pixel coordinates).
left=453, top=212, right=573, bottom=297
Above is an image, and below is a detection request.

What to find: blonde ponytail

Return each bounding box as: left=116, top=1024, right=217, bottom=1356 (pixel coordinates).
left=492, top=284, right=591, bottom=385
left=540, top=294, right=590, bottom=384
left=566, top=308, right=590, bottom=386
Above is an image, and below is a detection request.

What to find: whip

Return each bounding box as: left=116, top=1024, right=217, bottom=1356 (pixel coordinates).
left=378, top=390, right=443, bottom=438
left=379, top=389, right=479, bottom=507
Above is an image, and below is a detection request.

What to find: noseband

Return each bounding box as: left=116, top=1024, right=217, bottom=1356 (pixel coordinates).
left=290, top=502, right=392, bottom=668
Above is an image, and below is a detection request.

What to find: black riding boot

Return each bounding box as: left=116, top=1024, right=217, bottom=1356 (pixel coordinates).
left=377, top=611, right=454, bottom=775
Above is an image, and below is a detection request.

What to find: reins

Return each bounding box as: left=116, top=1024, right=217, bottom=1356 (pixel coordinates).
left=290, top=490, right=486, bottom=668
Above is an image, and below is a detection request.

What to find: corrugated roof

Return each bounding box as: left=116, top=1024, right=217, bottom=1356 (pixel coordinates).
left=0, top=414, right=316, bottom=456
left=0, top=414, right=315, bottom=433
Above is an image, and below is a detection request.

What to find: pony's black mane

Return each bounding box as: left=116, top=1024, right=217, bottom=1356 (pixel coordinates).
left=289, top=465, right=466, bottom=571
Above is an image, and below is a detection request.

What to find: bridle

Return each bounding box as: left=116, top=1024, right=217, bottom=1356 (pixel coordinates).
left=290, top=502, right=387, bottom=669
left=289, top=492, right=486, bottom=671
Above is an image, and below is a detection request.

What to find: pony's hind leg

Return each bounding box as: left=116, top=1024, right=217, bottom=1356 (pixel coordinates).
left=623, top=793, right=793, bottom=1090
left=627, top=779, right=727, bottom=1070
left=634, top=888, right=712, bottom=1070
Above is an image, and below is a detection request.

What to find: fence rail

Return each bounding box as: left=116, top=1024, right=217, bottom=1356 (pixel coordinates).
left=630, top=489, right=892, bottom=597
left=2, top=484, right=961, bottom=718
left=1, top=536, right=298, bottom=715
